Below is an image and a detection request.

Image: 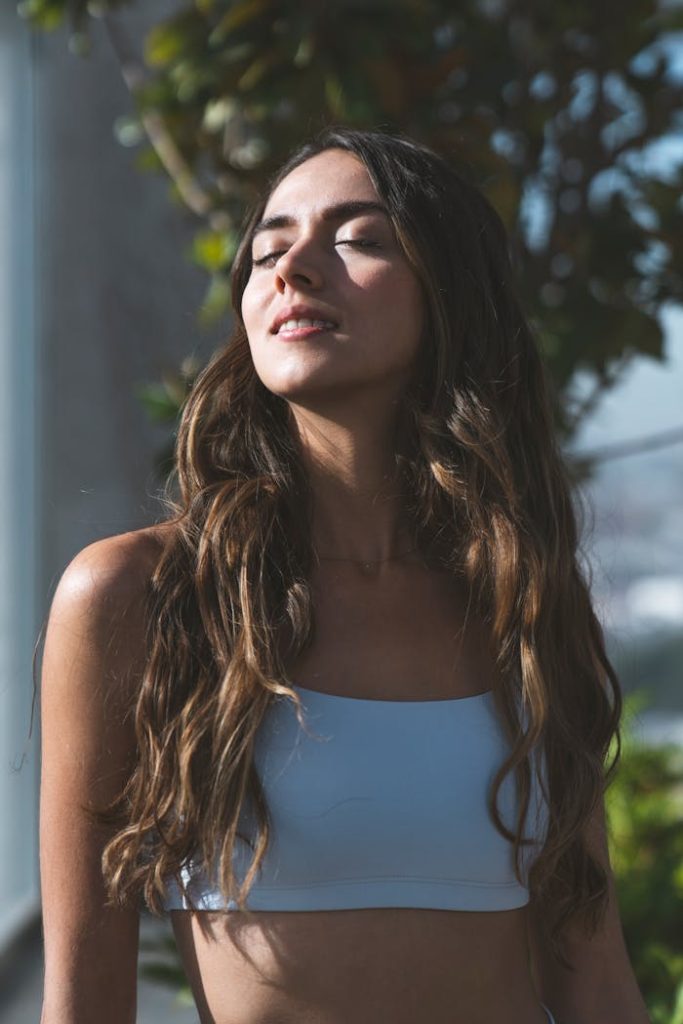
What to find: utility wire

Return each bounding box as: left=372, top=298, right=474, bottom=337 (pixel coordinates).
left=568, top=424, right=683, bottom=463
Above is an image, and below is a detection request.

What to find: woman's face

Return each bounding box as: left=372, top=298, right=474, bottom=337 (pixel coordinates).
left=240, top=148, right=424, bottom=407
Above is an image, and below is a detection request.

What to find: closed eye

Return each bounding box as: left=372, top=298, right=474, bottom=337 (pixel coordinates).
left=336, top=239, right=381, bottom=250
left=251, top=238, right=381, bottom=268
left=252, top=250, right=286, bottom=267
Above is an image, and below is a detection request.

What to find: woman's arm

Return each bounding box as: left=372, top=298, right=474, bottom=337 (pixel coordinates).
left=40, top=530, right=161, bottom=1024
left=527, top=795, right=651, bottom=1024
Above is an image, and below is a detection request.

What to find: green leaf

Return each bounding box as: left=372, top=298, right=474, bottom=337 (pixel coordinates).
left=212, top=0, right=271, bottom=42
left=133, top=381, right=184, bottom=424
left=190, top=229, right=238, bottom=272
left=139, top=961, right=188, bottom=987
left=145, top=25, right=186, bottom=68
left=134, top=145, right=164, bottom=174
left=238, top=54, right=276, bottom=92
left=671, top=976, right=683, bottom=1024
left=293, top=33, right=315, bottom=69
left=17, top=0, right=64, bottom=30
left=198, top=273, right=232, bottom=327
left=324, top=73, right=347, bottom=118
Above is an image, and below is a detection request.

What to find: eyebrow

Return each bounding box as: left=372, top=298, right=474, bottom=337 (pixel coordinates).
left=251, top=200, right=390, bottom=239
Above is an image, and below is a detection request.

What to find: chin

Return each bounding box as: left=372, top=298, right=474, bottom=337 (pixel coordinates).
left=256, top=358, right=403, bottom=407
left=258, top=367, right=348, bottom=401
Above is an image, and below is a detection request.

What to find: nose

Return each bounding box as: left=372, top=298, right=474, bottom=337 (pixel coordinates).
left=274, top=239, right=324, bottom=293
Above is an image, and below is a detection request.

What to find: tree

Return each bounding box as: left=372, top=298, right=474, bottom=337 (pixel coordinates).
left=20, top=0, right=683, bottom=461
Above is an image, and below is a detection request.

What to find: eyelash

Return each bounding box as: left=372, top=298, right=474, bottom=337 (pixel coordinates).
left=251, top=239, right=380, bottom=267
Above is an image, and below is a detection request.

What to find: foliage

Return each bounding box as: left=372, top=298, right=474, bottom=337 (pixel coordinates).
left=19, top=0, right=683, bottom=449
left=138, top=929, right=194, bottom=1007
left=605, top=692, right=683, bottom=1024
left=133, top=352, right=202, bottom=480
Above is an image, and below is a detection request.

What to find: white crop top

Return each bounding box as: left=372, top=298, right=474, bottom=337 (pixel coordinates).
left=160, top=684, right=549, bottom=913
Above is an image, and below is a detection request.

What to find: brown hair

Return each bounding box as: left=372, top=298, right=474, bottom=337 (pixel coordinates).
left=90, top=127, right=621, bottom=967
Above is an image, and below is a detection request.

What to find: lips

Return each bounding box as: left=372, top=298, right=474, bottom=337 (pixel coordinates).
left=270, top=304, right=339, bottom=334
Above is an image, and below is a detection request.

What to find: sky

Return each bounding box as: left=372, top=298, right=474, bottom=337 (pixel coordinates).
left=571, top=304, right=683, bottom=450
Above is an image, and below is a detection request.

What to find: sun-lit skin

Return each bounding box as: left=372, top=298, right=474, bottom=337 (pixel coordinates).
left=240, top=148, right=424, bottom=418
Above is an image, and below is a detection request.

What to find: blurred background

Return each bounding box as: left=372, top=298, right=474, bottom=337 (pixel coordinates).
left=0, top=0, right=681, bottom=1020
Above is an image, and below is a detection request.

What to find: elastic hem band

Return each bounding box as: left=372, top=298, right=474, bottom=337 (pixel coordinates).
left=161, top=874, right=530, bottom=913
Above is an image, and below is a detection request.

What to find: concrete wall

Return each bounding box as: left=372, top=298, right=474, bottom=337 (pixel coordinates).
left=0, top=3, right=226, bottom=953
left=0, top=7, right=40, bottom=954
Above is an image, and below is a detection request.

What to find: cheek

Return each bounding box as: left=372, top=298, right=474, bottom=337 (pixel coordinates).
left=240, top=279, right=258, bottom=333
left=402, top=274, right=425, bottom=333
left=362, top=268, right=423, bottom=345
left=239, top=279, right=279, bottom=387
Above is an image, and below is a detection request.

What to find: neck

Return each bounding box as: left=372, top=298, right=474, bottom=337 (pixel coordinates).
left=288, top=399, right=412, bottom=562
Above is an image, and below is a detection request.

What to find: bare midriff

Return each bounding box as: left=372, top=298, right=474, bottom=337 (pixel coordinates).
left=169, top=905, right=548, bottom=1024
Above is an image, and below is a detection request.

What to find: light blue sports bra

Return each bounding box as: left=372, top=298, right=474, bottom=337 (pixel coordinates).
left=160, top=684, right=549, bottom=913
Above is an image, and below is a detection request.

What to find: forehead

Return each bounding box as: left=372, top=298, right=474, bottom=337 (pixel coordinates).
left=262, top=149, right=380, bottom=220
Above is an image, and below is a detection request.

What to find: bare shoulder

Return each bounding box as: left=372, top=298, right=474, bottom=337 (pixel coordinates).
left=42, top=523, right=176, bottom=730
left=55, top=523, right=171, bottom=604
left=39, top=526, right=178, bottom=821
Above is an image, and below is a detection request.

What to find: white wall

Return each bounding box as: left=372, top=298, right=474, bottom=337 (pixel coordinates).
left=0, top=14, right=40, bottom=952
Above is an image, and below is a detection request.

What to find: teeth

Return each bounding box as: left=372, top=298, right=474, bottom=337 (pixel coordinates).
left=278, top=318, right=335, bottom=332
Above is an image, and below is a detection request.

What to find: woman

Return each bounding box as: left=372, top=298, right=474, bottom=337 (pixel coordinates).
left=39, top=127, right=651, bottom=1023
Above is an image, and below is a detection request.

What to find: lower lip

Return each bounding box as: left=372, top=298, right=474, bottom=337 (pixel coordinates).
left=274, top=325, right=336, bottom=340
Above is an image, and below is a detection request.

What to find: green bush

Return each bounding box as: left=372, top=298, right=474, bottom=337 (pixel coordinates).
left=606, top=692, right=683, bottom=1024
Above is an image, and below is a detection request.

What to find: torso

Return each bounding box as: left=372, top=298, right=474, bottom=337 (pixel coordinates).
left=143, top=527, right=546, bottom=1023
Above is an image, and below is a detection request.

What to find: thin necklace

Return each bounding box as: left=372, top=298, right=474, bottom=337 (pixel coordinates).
left=314, top=547, right=417, bottom=575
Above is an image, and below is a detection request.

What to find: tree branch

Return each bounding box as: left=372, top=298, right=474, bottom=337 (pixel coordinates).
left=102, top=13, right=234, bottom=231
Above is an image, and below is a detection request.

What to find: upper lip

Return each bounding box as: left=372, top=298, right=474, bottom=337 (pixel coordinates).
left=270, top=304, right=340, bottom=334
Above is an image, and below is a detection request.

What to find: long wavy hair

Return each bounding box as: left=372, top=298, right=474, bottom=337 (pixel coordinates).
left=92, top=126, right=621, bottom=967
